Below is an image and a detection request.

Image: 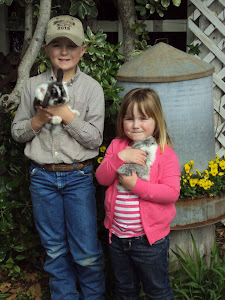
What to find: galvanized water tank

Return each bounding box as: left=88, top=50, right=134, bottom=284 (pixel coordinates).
left=116, top=42, right=215, bottom=172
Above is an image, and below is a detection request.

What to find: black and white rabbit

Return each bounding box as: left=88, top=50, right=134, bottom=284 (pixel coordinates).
left=34, top=68, right=79, bottom=132
left=117, top=136, right=158, bottom=191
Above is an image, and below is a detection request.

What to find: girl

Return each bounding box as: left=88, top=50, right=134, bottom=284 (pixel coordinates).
left=95, top=88, right=180, bottom=300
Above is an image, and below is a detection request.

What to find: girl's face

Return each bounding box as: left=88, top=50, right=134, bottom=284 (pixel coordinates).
left=123, top=103, right=156, bottom=142
left=44, top=37, right=86, bottom=81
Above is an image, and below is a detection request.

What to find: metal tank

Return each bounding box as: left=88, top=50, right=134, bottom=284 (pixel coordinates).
left=116, top=42, right=215, bottom=172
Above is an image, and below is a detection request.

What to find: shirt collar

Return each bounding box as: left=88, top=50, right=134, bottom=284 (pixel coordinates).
left=48, top=66, right=81, bottom=87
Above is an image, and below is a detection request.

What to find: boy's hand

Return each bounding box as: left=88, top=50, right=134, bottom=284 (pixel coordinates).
left=118, top=170, right=138, bottom=191
left=45, top=104, right=75, bottom=125
left=31, top=107, right=52, bottom=132
left=118, top=148, right=147, bottom=166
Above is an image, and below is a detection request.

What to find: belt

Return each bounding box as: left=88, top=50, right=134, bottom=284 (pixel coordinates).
left=32, top=159, right=92, bottom=172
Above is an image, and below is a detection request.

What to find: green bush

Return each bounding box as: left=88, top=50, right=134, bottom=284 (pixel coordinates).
left=0, top=111, right=41, bottom=264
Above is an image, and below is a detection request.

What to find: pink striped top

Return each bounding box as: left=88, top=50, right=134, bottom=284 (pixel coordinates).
left=112, top=190, right=145, bottom=238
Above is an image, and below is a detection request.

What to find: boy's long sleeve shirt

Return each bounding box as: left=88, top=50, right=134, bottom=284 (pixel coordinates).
left=11, top=67, right=105, bottom=165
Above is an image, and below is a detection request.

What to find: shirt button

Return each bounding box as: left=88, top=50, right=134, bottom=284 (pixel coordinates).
left=55, top=152, right=58, bottom=156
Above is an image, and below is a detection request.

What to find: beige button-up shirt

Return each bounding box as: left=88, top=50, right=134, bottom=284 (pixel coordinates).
left=11, top=67, right=105, bottom=165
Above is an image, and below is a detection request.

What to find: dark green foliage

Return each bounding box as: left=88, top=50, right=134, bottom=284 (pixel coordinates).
left=170, top=234, right=225, bottom=299
left=0, top=111, right=41, bottom=264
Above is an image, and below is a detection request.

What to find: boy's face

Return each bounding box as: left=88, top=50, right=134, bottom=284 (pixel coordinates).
left=44, top=37, right=86, bottom=79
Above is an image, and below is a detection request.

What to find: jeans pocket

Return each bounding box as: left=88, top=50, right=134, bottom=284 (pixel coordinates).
left=153, top=236, right=166, bottom=245
left=141, top=235, right=150, bottom=245
left=29, top=164, right=39, bottom=177
left=77, top=164, right=93, bottom=177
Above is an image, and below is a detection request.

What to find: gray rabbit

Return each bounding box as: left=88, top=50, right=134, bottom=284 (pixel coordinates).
left=117, top=136, right=158, bottom=191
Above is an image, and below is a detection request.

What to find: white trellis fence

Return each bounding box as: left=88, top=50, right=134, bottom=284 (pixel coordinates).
left=187, top=0, right=225, bottom=157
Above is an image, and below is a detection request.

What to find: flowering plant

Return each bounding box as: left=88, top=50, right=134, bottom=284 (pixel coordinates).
left=180, top=155, right=225, bottom=199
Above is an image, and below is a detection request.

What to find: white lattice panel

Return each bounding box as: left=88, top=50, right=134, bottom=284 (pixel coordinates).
left=188, top=0, right=225, bottom=156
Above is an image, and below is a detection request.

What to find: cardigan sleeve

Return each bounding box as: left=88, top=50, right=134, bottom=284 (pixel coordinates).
left=131, top=147, right=181, bottom=204
left=95, top=139, right=126, bottom=187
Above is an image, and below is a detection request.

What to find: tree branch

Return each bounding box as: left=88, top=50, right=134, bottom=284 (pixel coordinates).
left=20, top=2, right=33, bottom=58
left=117, top=0, right=138, bottom=62
left=0, top=0, right=52, bottom=112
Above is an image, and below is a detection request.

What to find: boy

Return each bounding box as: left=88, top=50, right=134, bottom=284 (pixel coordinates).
left=11, top=15, right=105, bottom=300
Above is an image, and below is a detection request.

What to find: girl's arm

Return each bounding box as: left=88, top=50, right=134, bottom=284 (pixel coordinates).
left=95, top=139, right=125, bottom=187
left=131, top=148, right=181, bottom=204
left=96, top=139, right=148, bottom=187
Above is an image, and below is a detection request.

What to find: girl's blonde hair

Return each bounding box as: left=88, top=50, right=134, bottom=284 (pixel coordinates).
left=117, top=88, right=172, bottom=152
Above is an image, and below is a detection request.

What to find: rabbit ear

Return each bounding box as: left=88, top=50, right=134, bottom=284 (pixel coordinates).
left=57, top=68, right=63, bottom=83
left=42, top=93, right=49, bottom=108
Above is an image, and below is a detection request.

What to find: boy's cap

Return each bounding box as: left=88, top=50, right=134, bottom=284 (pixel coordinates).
left=45, top=15, right=85, bottom=46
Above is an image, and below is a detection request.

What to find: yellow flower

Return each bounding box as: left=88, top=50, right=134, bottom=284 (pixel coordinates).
left=219, top=160, right=225, bottom=170
left=189, top=160, right=194, bottom=169
left=208, top=160, right=214, bottom=167
left=196, top=168, right=201, bottom=176
left=189, top=178, right=198, bottom=187
left=210, top=169, right=218, bottom=176
left=214, top=155, right=220, bottom=163
left=210, top=163, right=218, bottom=170
left=100, top=146, right=106, bottom=153
left=97, top=157, right=103, bottom=164
left=184, top=164, right=190, bottom=174
left=204, top=173, right=209, bottom=179
left=218, top=172, right=224, bottom=176
left=203, top=180, right=214, bottom=190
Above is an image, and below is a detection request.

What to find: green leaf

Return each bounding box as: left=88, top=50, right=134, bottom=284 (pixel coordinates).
left=78, top=3, right=87, bottom=19
left=16, top=254, right=25, bottom=260
left=14, top=265, right=21, bottom=273
left=69, top=2, right=80, bottom=16
left=0, top=251, right=7, bottom=262
left=0, top=294, right=12, bottom=299
left=4, top=0, right=13, bottom=5
left=172, top=0, right=181, bottom=7
left=161, top=0, right=170, bottom=8
left=6, top=176, right=23, bottom=190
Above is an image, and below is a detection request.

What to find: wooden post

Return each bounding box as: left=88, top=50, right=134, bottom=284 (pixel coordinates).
left=0, top=4, right=9, bottom=55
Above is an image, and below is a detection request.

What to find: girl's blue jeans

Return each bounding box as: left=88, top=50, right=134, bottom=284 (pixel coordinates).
left=109, top=234, right=175, bottom=300
left=29, top=162, right=105, bottom=300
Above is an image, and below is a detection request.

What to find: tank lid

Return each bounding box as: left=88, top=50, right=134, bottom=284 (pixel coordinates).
left=116, top=42, right=215, bottom=82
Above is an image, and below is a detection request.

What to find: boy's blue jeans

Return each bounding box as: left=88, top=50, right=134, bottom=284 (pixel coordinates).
left=109, top=234, right=175, bottom=300
left=29, top=163, right=105, bottom=300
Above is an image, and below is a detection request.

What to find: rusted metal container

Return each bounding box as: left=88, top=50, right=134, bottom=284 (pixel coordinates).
left=170, top=194, right=225, bottom=230
left=116, top=42, right=215, bottom=172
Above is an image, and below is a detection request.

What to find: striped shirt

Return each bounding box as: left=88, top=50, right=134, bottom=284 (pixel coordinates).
left=112, top=190, right=145, bottom=238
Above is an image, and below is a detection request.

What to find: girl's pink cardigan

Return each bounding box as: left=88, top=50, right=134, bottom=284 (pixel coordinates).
left=95, top=138, right=181, bottom=245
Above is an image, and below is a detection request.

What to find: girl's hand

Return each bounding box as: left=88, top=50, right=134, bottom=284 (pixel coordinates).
left=118, top=170, right=138, bottom=191
left=118, top=148, right=147, bottom=166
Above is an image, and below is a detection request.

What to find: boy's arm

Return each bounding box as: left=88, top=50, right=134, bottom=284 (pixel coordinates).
left=11, top=81, right=50, bottom=143
left=63, top=83, right=105, bottom=149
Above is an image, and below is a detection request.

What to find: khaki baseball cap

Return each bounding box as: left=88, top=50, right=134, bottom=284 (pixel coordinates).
left=45, top=15, right=85, bottom=46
